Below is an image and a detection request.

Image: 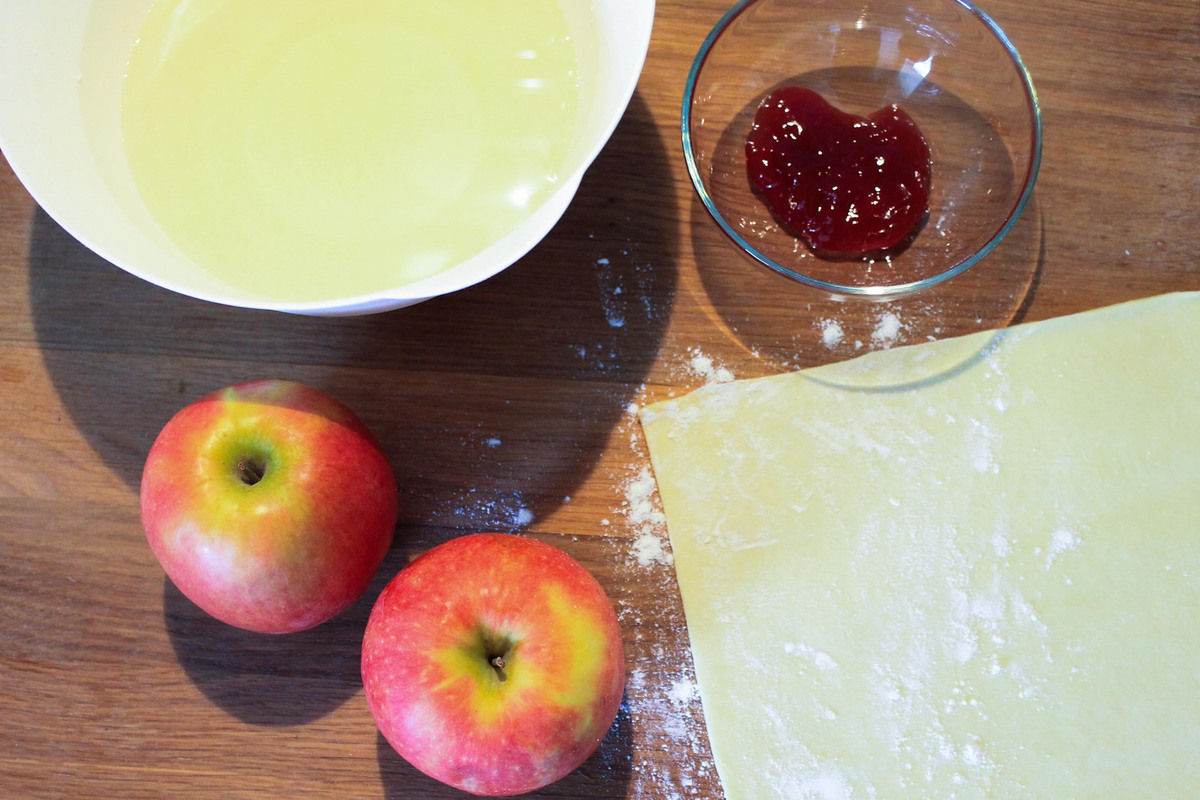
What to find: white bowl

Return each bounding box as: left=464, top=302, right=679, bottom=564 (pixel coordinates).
left=0, top=1, right=654, bottom=315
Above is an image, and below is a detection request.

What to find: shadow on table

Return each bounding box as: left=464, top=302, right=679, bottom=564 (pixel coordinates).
left=31, top=90, right=677, bottom=722
left=159, top=535, right=425, bottom=726
left=375, top=699, right=634, bottom=799
left=28, top=89, right=676, bottom=529
left=689, top=185, right=1045, bottom=374
left=163, top=524, right=635, bottom=792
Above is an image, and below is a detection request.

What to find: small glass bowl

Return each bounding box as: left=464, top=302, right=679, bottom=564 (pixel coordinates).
left=683, top=0, right=1042, bottom=297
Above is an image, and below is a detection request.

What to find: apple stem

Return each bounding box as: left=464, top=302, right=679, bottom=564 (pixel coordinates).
left=490, top=655, right=507, bottom=681
left=237, top=457, right=267, bottom=486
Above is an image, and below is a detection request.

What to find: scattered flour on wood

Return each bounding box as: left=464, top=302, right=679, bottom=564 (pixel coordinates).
left=443, top=488, right=535, bottom=532
left=682, top=347, right=735, bottom=385
left=816, top=307, right=911, bottom=351
left=562, top=303, right=725, bottom=796
left=604, top=397, right=715, bottom=798
left=669, top=679, right=699, bottom=705
left=819, top=319, right=845, bottom=348
left=594, top=257, right=627, bottom=328
left=872, top=310, right=904, bottom=345
left=591, top=245, right=666, bottom=333
left=621, top=456, right=673, bottom=568
left=621, top=664, right=715, bottom=800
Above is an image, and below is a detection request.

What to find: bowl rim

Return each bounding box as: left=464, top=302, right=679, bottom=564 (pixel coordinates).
left=681, top=0, right=1044, bottom=298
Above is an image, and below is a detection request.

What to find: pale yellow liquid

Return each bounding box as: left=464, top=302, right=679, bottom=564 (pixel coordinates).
left=121, top=0, right=581, bottom=302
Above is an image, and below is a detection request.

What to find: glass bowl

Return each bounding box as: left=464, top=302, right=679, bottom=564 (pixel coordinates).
left=683, top=0, right=1042, bottom=298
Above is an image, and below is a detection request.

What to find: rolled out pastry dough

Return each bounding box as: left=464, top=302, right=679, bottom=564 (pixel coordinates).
left=639, top=292, right=1200, bottom=799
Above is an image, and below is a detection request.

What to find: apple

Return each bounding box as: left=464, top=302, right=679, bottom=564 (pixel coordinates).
left=362, top=533, right=626, bottom=796
left=140, top=379, right=398, bottom=634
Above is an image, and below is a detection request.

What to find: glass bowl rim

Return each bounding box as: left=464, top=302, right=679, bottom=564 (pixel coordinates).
left=681, top=0, right=1044, bottom=298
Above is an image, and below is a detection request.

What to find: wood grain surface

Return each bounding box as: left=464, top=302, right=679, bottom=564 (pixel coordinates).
left=1, top=1, right=1197, bottom=797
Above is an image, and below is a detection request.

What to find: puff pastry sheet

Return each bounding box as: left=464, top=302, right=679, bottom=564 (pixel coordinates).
left=640, top=293, right=1200, bottom=799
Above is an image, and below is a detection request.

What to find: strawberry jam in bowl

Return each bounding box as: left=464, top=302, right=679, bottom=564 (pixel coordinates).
left=683, top=0, right=1042, bottom=298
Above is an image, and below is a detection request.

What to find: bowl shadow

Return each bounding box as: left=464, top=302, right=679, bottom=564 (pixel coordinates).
left=375, top=694, right=634, bottom=799
left=28, top=91, right=677, bottom=532
left=30, top=90, right=676, bottom=724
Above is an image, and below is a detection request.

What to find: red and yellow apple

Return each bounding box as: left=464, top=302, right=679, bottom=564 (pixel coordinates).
left=361, top=533, right=626, bottom=796
left=140, top=379, right=398, bottom=634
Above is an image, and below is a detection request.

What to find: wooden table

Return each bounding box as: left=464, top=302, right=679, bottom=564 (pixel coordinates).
left=1, top=1, right=1196, bottom=797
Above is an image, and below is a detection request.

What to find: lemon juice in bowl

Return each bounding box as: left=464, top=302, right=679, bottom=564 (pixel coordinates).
left=120, top=0, right=583, bottom=303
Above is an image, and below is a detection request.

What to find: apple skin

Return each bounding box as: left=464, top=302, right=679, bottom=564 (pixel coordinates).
left=362, top=533, right=626, bottom=796
left=140, top=379, right=398, bottom=634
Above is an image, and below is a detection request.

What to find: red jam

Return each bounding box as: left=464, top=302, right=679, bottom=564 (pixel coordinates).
left=745, top=86, right=931, bottom=255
